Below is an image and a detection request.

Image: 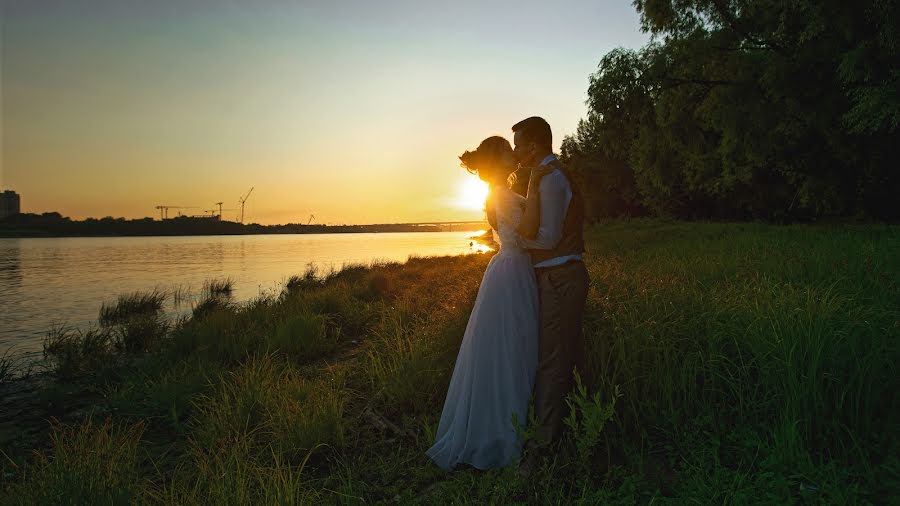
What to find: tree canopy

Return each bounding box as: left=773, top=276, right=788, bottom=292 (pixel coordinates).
left=563, top=0, right=899, bottom=221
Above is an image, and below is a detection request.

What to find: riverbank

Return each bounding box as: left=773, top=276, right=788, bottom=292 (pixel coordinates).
left=0, top=213, right=487, bottom=238
left=2, top=221, right=898, bottom=503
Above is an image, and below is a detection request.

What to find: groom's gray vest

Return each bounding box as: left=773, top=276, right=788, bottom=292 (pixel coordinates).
left=528, top=159, right=585, bottom=266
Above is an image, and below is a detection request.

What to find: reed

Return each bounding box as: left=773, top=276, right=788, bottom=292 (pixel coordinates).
left=203, top=277, right=234, bottom=298
left=98, top=290, right=166, bottom=327
left=111, top=314, right=168, bottom=353
left=284, top=263, right=321, bottom=294
left=42, top=324, right=116, bottom=378
left=190, top=295, right=234, bottom=319
left=170, top=284, right=191, bottom=308
left=0, top=347, right=18, bottom=383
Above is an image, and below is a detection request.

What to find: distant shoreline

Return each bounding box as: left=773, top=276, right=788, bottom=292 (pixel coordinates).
left=0, top=214, right=488, bottom=238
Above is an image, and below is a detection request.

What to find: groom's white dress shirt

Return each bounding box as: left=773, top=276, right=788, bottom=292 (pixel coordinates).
left=521, top=154, right=583, bottom=268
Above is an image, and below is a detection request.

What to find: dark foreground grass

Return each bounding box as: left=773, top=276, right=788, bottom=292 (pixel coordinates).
left=2, top=221, right=898, bottom=504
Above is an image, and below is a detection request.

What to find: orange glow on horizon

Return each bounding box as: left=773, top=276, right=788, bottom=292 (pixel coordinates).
left=2, top=2, right=650, bottom=225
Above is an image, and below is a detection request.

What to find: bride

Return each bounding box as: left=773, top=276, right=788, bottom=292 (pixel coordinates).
left=426, top=136, right=539, bottom=470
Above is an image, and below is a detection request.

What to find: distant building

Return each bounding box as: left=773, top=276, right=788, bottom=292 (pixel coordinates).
left=1, top=190, right=21, bottom=219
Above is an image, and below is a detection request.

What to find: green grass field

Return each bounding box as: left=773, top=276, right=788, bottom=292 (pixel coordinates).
left=2, top=221, right=898, bottom=504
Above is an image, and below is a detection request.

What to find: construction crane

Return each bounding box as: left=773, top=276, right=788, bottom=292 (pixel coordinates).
left=202, top=208, right=236, bottom=219
left=238, top=187, right=254, bottom=224
left=204, top=202, right=236, bottom=220
left=154, top=205, right=197, bottom=220
left=307, top=214, right=316, bottom=225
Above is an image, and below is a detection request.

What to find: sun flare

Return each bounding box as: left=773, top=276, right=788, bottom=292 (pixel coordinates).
left=458, top=178, right=490, bottom=211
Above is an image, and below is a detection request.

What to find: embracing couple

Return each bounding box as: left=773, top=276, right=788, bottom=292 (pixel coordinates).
left=426, top=116, right=589, bottom=473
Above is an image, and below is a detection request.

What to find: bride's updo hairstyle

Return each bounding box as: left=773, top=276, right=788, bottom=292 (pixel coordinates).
left=459, top=136, right=513, bottom=186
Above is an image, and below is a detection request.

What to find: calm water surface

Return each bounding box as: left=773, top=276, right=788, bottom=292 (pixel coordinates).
left=0, top=232, right=487, bottom=357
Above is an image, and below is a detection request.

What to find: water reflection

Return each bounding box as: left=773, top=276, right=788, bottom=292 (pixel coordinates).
left=0, top=238, right=22, bottom=286
left=470, top=242, right=494, bottom=254
left=0, top=232, right=485, bottom=356
left=0, top=239, right=26, bottom=355
left=0, top=240, right=24, bottom=339
left=467, top=229, right=496, bottom=254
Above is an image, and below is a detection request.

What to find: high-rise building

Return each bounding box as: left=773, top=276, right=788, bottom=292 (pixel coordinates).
left=1, top=190, right=21, bottom=219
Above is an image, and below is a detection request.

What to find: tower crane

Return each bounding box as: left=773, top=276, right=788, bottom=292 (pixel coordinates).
left=154, top=205, right=197, bottom=220
left=307, top=214, right=316, bottom=225
left=238, top=187, right=254, bottom=224
left=204, top=202, right=236, bottom=220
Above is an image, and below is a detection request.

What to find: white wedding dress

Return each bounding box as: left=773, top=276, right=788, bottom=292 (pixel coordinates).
left=426, top=186, right=539, bottom=470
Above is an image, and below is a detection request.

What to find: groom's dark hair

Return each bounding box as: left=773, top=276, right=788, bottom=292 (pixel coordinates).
left=512, top=116, right=552, bottom=151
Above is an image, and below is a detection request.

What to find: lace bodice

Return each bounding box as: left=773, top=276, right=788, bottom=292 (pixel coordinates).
left=491, top=187, right=526, bottom=253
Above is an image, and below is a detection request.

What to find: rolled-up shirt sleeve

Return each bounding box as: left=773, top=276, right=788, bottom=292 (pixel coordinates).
left=520, top=170, right=570, bottom=250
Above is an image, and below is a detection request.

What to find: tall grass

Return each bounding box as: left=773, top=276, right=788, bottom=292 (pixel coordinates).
left=582, top=223, right=898, bottom=451
left=190, top=294, right=235, bottom=319
left=6, top=222, right=898, bottom=503
left=203, top=277, right=234, bottom=298
left=1, top=347, right=19, bottom=383
left=3, top=419, right=146, bottom=504
left=284, top=263, right=322, bottom=293
left=271, top=311, right=337, bottom=361
left=170, top=284, right=191, bottom=309
left=42, top=324, right=116, bottom=378
left=96, top=290, right=169, bottom=353
left=156, top=437, right=322, bottom=504
left=99, top=290, right=166, bottom=327
left=192, top=353, right=347, bottom=456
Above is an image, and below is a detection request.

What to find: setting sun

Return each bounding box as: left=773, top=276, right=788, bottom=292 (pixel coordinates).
left=459, top=178, right=490, bottom=211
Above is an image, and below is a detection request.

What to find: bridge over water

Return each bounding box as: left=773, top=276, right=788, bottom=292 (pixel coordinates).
left=392, top=220, right=488, bottom=232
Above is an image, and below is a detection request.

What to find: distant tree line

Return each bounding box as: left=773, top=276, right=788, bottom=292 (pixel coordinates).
left=562, top=0, right=898, bottom=221
left=0, top=212, right=477, bottom=237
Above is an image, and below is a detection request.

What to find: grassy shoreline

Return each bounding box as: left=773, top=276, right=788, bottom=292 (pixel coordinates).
left=2, top=221, right=898, bottom=504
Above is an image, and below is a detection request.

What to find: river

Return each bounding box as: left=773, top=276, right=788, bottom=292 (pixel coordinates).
left=0, top=231, right=489, bottom=357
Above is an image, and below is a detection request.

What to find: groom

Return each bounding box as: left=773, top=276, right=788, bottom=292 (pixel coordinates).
left=513, top=116, right=589, bottom=466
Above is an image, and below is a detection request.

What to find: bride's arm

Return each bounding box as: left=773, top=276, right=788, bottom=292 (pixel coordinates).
left=516, top=168, right=546, bottom=240
left=486, top=194, right=498, bottom=231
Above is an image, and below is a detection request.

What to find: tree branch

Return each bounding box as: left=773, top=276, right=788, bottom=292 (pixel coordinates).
left=708, top=0, right=788, bottom=55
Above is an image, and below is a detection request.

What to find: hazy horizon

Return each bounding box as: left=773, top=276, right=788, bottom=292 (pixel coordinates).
left=1, top=0, right=649, bottom=225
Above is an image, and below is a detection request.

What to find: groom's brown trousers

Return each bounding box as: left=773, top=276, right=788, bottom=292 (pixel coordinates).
left=533, top=260, right=590, bottom=447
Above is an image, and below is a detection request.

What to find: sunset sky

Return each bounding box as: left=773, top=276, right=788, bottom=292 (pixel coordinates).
left=1, top=0, right=648, bottom=225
